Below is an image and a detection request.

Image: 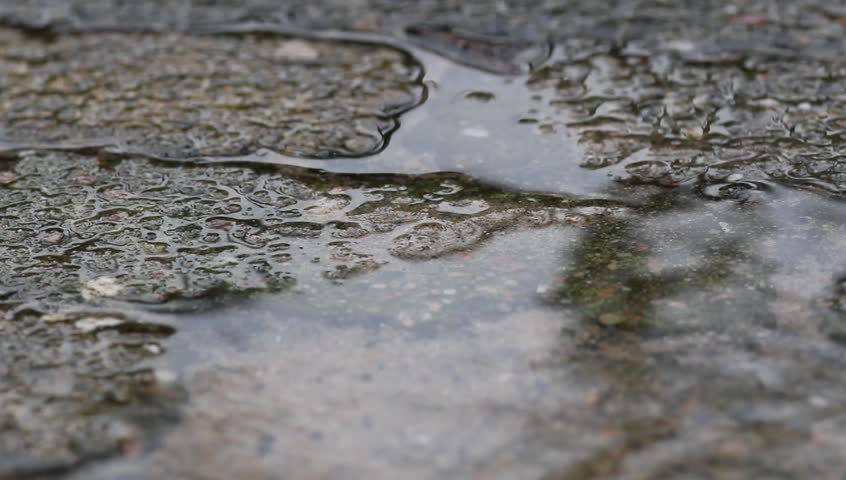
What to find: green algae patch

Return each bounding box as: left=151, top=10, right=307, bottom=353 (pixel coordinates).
left=554, top=191, right=737, bottom=328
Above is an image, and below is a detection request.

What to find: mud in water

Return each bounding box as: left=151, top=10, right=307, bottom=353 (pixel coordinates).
left=3, top=1, right=846, bottom=479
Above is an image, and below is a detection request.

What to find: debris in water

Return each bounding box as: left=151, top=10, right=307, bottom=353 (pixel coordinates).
left=74, top=316, right=125, bottom=333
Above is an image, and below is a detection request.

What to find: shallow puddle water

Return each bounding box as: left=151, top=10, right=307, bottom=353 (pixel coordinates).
left=227, top=46, right=608, bottom=197
left=2, top=2, right=846, bottom=479
left=57, top=183, right=846, bottom=480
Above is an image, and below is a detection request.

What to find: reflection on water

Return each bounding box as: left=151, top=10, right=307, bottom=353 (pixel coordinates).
left=68, top=183, right=846, bottom=479
left=546, top=186, right=846, bottom=479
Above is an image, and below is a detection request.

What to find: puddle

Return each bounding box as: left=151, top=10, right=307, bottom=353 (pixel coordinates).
left=2, top=2, right=846, bottom=479
left=224, top=43, right=606, bottom=197
left=67, top=228, right=589, bottom=480
left=62, top=185, right=846, bottom=480
left=0, top=149, right=614, bottom=478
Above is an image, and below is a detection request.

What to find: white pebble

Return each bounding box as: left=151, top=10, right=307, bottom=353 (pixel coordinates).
left=74, top=316, right=124, bottom=333
left=80, top=276, right=124, bottom=300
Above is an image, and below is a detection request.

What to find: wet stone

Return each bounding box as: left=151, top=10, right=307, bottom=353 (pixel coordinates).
left=4, top=1, right=845, bottom=54
left=3, top=1, right=846, bottom=479
left=0, top=150, right=607, bottom=313
left=518, top=18, right=846, bottom=196
left=0, top=311, right=178, bottom=479
left=41, top=1, right=839, bottom=197
left=0, top=28, right=424, bottom=159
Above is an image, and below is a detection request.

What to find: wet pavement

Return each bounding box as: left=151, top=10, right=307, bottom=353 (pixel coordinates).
left=2, top=1, right=846, bottom=479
